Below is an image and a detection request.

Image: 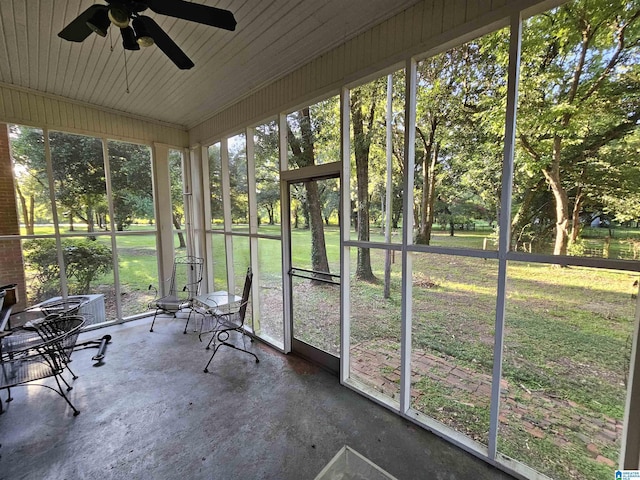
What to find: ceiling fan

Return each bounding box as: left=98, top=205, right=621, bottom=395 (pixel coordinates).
left=58, top=1, right=237, bottom=70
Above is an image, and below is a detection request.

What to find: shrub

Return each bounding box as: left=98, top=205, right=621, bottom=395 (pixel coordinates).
left=23, top=238, right=113, bottom=297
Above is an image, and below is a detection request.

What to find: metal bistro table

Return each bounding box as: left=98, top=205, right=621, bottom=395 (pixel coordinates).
left=192, top=291, right=242, bottom=332
left=194, top=291, right=242, bottom=313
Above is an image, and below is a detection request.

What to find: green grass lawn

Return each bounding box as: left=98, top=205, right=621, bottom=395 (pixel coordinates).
left=347, top=249, right=636, bottom=480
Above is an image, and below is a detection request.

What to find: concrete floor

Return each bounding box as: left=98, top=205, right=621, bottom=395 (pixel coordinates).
left=0, top=316, right=514, bottom=480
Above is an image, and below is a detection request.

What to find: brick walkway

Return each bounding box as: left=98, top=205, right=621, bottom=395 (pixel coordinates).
left=350, top=339, right=621, bottom=468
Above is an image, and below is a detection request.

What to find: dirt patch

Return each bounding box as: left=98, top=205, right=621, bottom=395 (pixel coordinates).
left=95, top=286, right=154, bottom=321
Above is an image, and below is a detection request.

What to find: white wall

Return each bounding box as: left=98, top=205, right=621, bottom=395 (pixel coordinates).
left=0, top=83, right=188, bottom=147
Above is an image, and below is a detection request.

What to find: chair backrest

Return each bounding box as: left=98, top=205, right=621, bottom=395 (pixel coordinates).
left=38, top=298, right=84, bottom=316
left=36, top=315, right=85, bottom=364
left=169, top=256, right=204, bottom=299
left=236, top=267, right=253, bottom=326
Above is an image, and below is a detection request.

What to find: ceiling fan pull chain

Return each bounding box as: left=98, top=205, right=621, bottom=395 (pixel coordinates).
left=123, top=50, right=130, bottom=94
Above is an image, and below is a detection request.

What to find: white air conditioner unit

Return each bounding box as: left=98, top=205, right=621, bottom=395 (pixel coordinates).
left=76, top=294, right=106, bottom=326
left=37, top=294, right=106, bottom=326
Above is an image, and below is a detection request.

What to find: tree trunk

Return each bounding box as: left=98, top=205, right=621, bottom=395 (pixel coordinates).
left=351, top=89, right=376, bottom=282
left=287, top=108, right=330, bottom=283
left=302, top=198, right=310, bottom=229
left=424, top=143, right=439, bottom=243
left=569, top=189, right=583, bottom=245
left=510, top=177, right=546, bottom=249
left=306, top=180, right=331, bottom=282
left=28, top=195, right=35, bottom=234
left=172, top=213, right=186, bottom=249
left=351, top=200, right=358, bottom=231
left=16, top=184, right=34, bottom=235
left=543, top=136, right=570, bottom=256
left=415, top=123, right=438, bottom=244
left=86, top=207, right=95, bottom=233
left=417, top=149, right=429, bottom=243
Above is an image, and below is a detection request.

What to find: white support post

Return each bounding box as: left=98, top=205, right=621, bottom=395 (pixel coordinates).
left=621, top=289, right=640, bottom=469
left=181, top=148, right=194, bottom=257
left=188, top=144, right=211, bottom=284
left=220, top=138, right=234, bottom=292
left=340, top=86, right=351, bottom=384
left=152, top=143, right=174, bottom=297
left=384, top=73, right=393, bottom=299
left=43, top=128, right=69, bottom=298
left=246, top=126, right=260, bottom=333
left=279, top=113, right=292, bottom=353
left=102, top=138, right=122, bottom=320
left=189, top=144, right=207, bottom=271
left=385, top=74, right=393, bottom=242
left=201, top=145, right=214, bottom=291
left=488, top=12, right=522, bottom=460
left=400, top=58, right=417, bottom=414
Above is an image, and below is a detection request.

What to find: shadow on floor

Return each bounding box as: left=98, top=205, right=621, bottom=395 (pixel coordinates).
left=0, top=316, right=515, bottom=480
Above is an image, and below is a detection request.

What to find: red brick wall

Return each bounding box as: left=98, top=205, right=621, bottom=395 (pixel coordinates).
left=0, top=123, right=27, bottom=310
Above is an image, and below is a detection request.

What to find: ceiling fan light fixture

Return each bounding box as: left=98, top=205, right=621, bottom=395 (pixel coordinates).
left=137, top=35, right=154, bottom=47
left=108, top=7, right=130, bottom=28
left=132, top=18, right=154, bottom=47
left=86, top=10, right=110, bottom=37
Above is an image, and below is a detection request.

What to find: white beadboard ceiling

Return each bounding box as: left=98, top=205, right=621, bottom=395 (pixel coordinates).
left=0, top=0, right=422, bottom=130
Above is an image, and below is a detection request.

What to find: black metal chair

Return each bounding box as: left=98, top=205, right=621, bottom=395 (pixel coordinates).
left=200, top=267, right=258, bottom=372
left=149, top=255, right=204, bottom=332
left=0, top=315, right=85, bottom=416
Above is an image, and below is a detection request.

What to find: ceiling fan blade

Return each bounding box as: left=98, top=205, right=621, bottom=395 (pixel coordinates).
left=145, top=0, right=237, bottom=31
left=136, top=16, right=194, bottom=70
left=58, top=4, right=109, bottom=42
left=121, top=27, right=140, bottom=50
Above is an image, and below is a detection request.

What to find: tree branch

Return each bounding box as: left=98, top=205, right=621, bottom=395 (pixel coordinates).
left=580, top=9, right=640, bottom=102
left=565, top=16, right=591, bottom=109
left=518, top=134, right=542, bottom=163
left=580, top=110, right=640, bottom=158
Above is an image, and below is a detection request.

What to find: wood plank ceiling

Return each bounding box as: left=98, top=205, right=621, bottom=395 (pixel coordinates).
left=0, top=0, right=422, bottom=129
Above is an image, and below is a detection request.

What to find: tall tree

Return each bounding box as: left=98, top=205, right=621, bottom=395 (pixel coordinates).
left=228, top=135, right=249, bottom=226
left=10, top=127, right=50, bottom=234
left=169, top=150, right=186, bottom=248
left=351, top=79, right=385, bottom=281
left=287, top=107, right=331, bottom=281
left=109, top=141, right=154, bottom=231
left=413, top=33, right=508, bottom=244
left=517, top=0, right=640, bottom=255
left=254, top=122, right=281, bottom=225
left=208, top=144, right=224, bottom=227
left=48, top=132, right=106, bottom=234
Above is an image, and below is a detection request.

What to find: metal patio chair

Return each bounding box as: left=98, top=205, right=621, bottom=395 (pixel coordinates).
left=200, top=267, right=258, bottom=372
left=0, top=315, right=85, bottom=416
left=149, top=256, right=204, bottom=332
